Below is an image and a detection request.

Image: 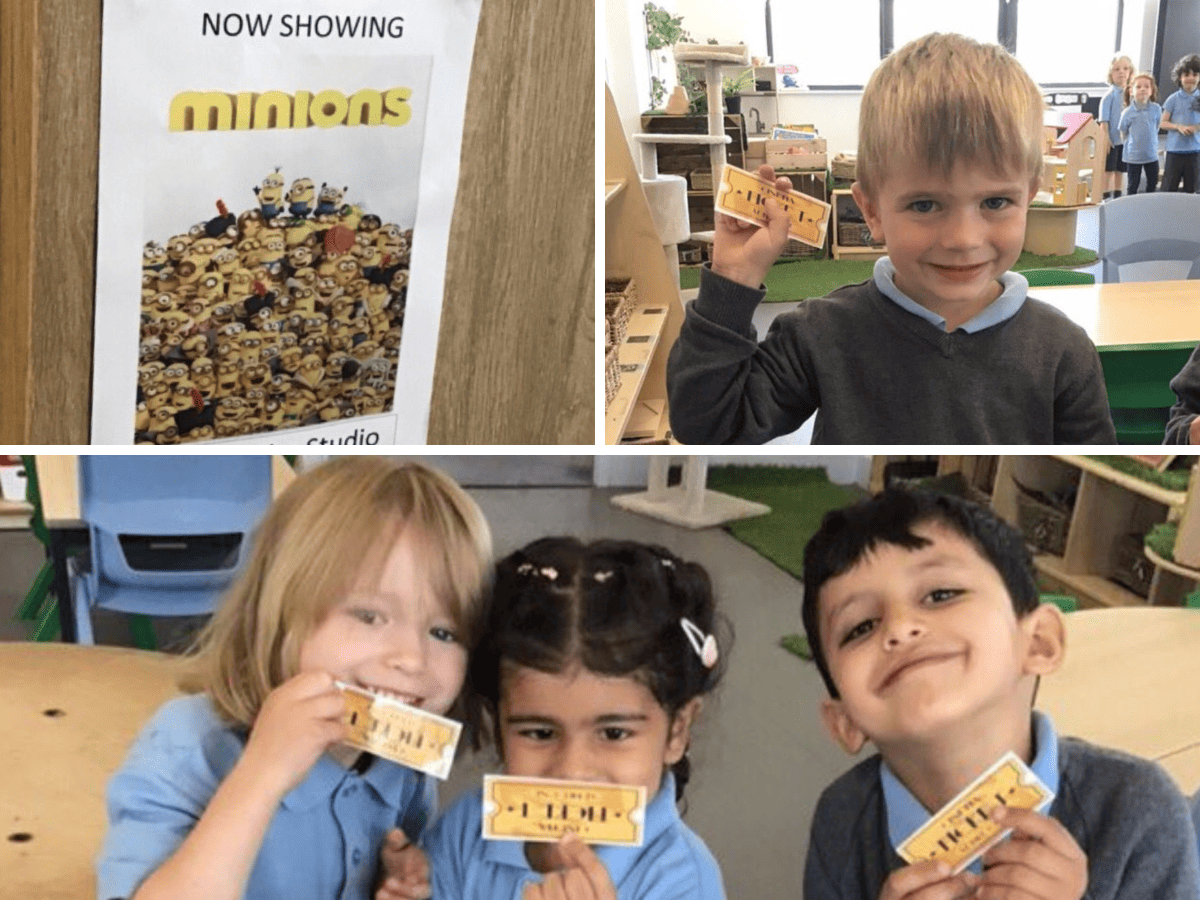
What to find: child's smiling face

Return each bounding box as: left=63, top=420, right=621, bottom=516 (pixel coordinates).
left=851, top=154, right=1037, bottom=328
left=298, top=528, right=467, bottom=717
left=498, top=664, right=695, bottom=798
left=1182, top=70, right=1200, bottom=93
left=816, top=522, right=1058, bottom=753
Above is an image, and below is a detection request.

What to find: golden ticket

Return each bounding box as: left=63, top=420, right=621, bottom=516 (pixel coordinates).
left=336, top=682, right=461, bottom=780
left=897, top=752, right=1053, bottom=873
left=715, top=164, right=831, bottom=248
left=482, top=775, right=646, bottom=846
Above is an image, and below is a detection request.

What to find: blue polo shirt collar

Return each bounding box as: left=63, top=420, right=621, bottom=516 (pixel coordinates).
left=882, top=711, right=1059, bottom=874
left=480, top=772, right=680, bottom=881
left=873, top=257, right=1027, bottom=333
left=281, top=749, right=416, bottom=812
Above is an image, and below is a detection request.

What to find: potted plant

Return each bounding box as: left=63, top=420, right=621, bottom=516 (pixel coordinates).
left=643, top=3, right=691, bottom=111
left=722, top=67, right=754, bottom=115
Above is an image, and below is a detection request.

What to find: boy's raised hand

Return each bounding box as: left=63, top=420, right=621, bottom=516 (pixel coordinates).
left=374, top=829, right=431, bottom=900
left=879, top=860, right=980, bottom=900
left=521, top=834, right=616, bottom=900
left=976, top=806, right=1087, bottom=900
left=711, top=164, right=792, bottom=289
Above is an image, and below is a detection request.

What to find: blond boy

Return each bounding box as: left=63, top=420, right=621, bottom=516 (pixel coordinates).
left=666, top=33, right=1116, bottom=444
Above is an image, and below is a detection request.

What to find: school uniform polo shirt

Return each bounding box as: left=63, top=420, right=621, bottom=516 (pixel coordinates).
left=424, top=771, right=726, bottom=900
left=873, top=257, right=1028, bottom=332
left=97, top=693, right=435, bottom=900
left=880, top=710, right=1059, bottom=875
left=1163, top=88, right=1200, bottom=154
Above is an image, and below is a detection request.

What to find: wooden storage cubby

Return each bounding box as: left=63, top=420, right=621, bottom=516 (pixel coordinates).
left=992, top=456, right=1196, bottom=608
left=604, top=86, right=685, bottom=444
left=831, top=189, right=886, bottom=261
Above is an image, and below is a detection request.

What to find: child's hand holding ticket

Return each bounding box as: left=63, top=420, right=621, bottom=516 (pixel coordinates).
left=715, top=163, right=831, bottom=248
left=897, top=752, right=1053, bottom=874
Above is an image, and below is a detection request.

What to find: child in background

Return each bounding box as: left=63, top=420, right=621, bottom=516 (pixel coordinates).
left=666, top=32, right=1115, bottom=444
left=97, top=457, right=493, bottom=900
left=1120, top=73, right=1163, bottom=193
left=412, top=538, right=730, bottom=900
left=1161, top=54, right=1200, bottom=193
left=800, top=489, right=1199, bottom=900
left=1100, top=55, right=1133, bottom=198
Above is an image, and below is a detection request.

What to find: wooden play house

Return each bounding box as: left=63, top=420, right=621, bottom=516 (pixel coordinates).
left=1039, top=113, right=1105, bottom=207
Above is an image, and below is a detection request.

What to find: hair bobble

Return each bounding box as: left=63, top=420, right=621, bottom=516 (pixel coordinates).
left=517, top=562, right=558, bottom=581
left=680, top=618, right=718, bottom=669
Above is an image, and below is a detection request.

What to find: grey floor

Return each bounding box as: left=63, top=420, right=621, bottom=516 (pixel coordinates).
left=0, top=481, right=860, bottom=899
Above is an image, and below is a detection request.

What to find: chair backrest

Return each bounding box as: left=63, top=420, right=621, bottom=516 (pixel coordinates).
left=79, top=456, right=272, bottom=589
left=1098, top=193, right=1200, bottom=283
left=1022, top=268, right=1095, bottom=287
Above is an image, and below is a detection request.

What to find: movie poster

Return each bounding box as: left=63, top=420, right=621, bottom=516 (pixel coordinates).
left=92, top=0, right=482, bottom=444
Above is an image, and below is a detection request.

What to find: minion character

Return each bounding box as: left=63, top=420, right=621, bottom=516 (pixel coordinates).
left=241, top=361, right=271, bottom=392
left=196, top=271, right=226, bottom=305
left=284, top=246, right=314, bottom=278
left=166, top=234, right=194, bottom=264
left=253, top=167, right=285, bottom=221
left=190, top=357, right=217, bottom=397
left=358, top=386, right=388, bottom=417
left=284, top=216, right=319, bottom=249
left=212, top=247, right=239, bottom=276
left=149, top=407, right=181, bottom=445
left=143, top=241, right=169, bottom=271
left=285, top=177, right=316, bottom=218
left=315, top=183, right=348, bottom=218
left=338, top=203, right=363, bottom=232
left=282, top=385, right=317, bottom=427
left=238, top=208, right=265, bottom=241
left=214, top=395, right=247, bottom=429
left=215, top=359, right=242, bottom=397
left=262, top=397, right=286, bottom=430
left=295, top=353, right=326, bottom=390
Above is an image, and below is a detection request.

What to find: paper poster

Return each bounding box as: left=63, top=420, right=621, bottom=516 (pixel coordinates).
left=92, top=1, right=482, bottom=444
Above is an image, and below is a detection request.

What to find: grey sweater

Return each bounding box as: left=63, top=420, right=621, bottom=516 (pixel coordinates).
left=804, top=738, right=1200, bottom=900
left=1166, top=343, right=1200, bottom=444
left=666, top=268, right=1117, bottom=444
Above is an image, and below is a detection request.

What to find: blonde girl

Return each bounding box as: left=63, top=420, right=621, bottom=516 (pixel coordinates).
left=1100, top=54, right=1134, bottom=197
left=1120, top=72, right=1163, bottom=194
left=97, top=457, right=492, bottom=900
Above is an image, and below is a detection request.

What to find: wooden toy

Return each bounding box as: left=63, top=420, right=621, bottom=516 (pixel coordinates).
left=1039, top=113, right=1105, bottom=206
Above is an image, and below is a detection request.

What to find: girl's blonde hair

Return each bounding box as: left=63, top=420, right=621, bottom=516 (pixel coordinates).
left=1107, top=55, right=1134, bottom=85
left=1125, top=72, right=1159, bottom=106
left=179, top=456, right=493, bottom=728
left=856, top=32, right=1045, bottom=197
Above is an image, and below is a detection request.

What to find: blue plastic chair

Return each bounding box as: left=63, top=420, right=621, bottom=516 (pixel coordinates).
left=68, top=456, right=272, bottom=645
left=1098, top=193, right=1200, bottom=283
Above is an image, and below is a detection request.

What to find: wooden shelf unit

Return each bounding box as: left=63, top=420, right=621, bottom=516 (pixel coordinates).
left=991, top=456, right=1196, bottom=608
left=604, top=86, right=686, bottom=444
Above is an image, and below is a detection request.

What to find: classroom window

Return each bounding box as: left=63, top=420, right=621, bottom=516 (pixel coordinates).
left=1014, top=0, right=1121, bottom=85
left=892, top=0, right=998, bottom=50
left=768, top=0, right=881, bottom=88
left=766, top=0, right=1120, bottom=89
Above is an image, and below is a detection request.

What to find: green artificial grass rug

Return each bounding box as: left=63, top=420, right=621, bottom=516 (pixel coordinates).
left=678, top=247, right=1098, bottom=303
left=708, top=465, right=866, bottom=663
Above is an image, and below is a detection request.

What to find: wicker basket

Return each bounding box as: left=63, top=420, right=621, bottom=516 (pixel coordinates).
left=605, top=278, right=637, bottom=347
left=1014, top=491, right=1070, bottom=556
left=604, top=343, right=621, bottom=408
left=837, top=222, right=878, bottom=247
left=779, top=237, right=827, bottom=259
left=1110, top=532, right=1154, bottom=597
left=831, top=152, right=857, bottom=180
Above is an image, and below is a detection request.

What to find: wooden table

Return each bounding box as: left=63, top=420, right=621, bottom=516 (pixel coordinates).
left=1034, top=280, right=1200, bottom=352
left=0, top=642, right=181, bottom=900
left=1038, top=607, right=1200, bottom=795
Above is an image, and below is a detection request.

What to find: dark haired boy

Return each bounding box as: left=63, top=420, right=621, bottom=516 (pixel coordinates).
left=800, top=489, right=1199, bottom=900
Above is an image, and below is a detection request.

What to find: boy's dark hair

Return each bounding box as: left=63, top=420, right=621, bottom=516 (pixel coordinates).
left=1173, top=53, right=1200, bottom=84
left=801, top=489, right=1039, bottom=699
left=466, top=537, right=731, bottom=801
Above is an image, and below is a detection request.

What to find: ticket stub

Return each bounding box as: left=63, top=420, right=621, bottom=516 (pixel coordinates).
left=336, top=682, right=461, bottom=780
left=482, top=775, right=646, bottom=846
left=715, top=164, right=831, bottom=248
left=897, top=752, right=1053, bottom=873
